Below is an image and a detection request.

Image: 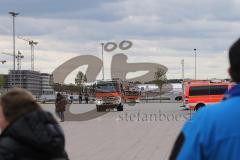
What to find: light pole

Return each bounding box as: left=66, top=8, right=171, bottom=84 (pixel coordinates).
left=181, top=59, right=185, bottom=106
left=181, top=59, right=185, bottom=80
left=9, top=11, right=19, bottom=87
left=9, top=12, right=19, bottom=71
left=194, top=48, right=197, bottom=80
left=101, top=43, right=105, bottom=80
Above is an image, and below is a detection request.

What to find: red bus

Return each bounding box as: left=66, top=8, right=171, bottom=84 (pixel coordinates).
left=184, top=80, right=232, bottom=110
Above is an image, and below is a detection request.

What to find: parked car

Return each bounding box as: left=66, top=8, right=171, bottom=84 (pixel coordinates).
left=39, top=94, right=56, bottom=103
left=175, top=96, right=183, bottom=101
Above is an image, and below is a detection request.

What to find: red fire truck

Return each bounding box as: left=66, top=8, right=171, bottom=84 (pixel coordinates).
left=95, top=79, right=126, bottom=112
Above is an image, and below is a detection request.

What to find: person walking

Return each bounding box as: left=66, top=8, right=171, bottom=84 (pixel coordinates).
left=79, top=93, right=82, bottom=104
left=70, top=93, right=73, bottom=104
left=170, top=38, right=240, bottom=160
left=55, top=93, right=67, bottom=122
left=85, top=93, right=89, bottom=104
left=0, top=88, right=69, bottom=160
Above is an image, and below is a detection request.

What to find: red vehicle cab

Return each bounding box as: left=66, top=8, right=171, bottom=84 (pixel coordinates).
left=124, top=90, right=141, bottom=103
left=95, top=79, right=125, bottom=112
left=184, top=80, right=232, bottom=110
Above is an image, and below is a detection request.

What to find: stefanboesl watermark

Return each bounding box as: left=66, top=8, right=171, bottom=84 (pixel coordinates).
left=117, top=110, right=189, bottom=122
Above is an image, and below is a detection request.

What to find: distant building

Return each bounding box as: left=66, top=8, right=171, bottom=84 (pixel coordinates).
left=137, top=83, right=183, bottom=100
left=0, top=74, right=8, bottom=96
left=7, top=70, right=54, bottom=96
left=0, top=74, right=8, bottom=89
left=41, top=73, right=54, bottom=95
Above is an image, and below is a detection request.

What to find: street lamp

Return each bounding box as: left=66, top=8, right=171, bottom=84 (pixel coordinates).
left=194, top=48, right=197, bottom=80
left=9, top=11, right=19, bottom=87
left=9, top=12, right=19, bottom=71
left=181, top=59, right=185, bottom=80
left=100, top=43, right=105, bottom=80
left=181, top=59, right=185, bottom=106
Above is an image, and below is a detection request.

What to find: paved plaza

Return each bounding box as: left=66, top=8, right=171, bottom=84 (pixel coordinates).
left=42, top=102, right=189, bottom=160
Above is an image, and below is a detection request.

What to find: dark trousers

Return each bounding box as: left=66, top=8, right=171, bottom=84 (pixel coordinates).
left=57, top=112, right=65, bottom=121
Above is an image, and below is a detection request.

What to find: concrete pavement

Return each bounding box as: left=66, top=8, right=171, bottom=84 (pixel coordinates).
left=41, top=103, right=188, bottom=160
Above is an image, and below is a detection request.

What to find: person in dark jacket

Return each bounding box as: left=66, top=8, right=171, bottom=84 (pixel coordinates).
left=85, top=93, right=89, bottom=104
left=0, top=88, right=69, bottom=160
left=55, top=93, right=67, bottom=122
left=69, top=93, right=73, bottom=104
left=78, top=93, right=82, bottom=104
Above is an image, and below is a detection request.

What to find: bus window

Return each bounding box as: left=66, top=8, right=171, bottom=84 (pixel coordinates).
left=189, top=86, right=210, bottom=96
left=210, top=85, right=228, bottom=95
left=189, top=85, right=228, bottom=96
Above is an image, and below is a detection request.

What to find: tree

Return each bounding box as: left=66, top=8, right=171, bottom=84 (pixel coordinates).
left=154, top=68, right=167, bottom=103
left=75, top=71, right=87, bottom=93
left=0, top=75, right=6, bottom=89
left=134, top=81, right=142, bottom=84
left=53, top=83, right=82, bottom=93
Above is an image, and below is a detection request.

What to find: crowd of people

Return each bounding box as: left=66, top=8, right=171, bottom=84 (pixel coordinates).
left=68, top=92, right=90, bottom=104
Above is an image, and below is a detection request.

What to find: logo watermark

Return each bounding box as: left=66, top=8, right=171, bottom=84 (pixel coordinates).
left=52, top=40, right=174, bottom=121
left=117, top=110, right=189, bottom=122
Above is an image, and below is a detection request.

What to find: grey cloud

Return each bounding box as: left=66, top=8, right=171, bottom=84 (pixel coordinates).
left=0, top=0, right=238, bottom=80
left=0, top=0, right=122, bottom=21
left=119, top=0, right=240, bottom=22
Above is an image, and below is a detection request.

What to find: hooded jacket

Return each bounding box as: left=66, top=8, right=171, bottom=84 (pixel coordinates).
left=55, top=95, right=67, bottom=112
left=0, top=110, right=69, bottom=160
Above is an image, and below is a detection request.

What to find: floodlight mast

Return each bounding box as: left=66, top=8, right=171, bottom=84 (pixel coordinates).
left=9, top=11, right=19, bottom=87
left=9, top=12, right=19, bottom=71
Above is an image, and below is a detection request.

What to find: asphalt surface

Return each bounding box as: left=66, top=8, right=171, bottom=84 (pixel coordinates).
left=41, top=102, right=189, bottom=160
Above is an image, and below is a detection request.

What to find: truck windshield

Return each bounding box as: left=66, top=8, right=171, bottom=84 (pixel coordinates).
left=96, top=82, right=120, bottom=92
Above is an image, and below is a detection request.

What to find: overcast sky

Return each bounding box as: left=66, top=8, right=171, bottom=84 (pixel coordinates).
left=0, top=0, right=240, bottom=83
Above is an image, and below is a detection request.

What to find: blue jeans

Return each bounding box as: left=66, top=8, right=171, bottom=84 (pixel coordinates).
left=57, top=112, right=64, bottom=121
